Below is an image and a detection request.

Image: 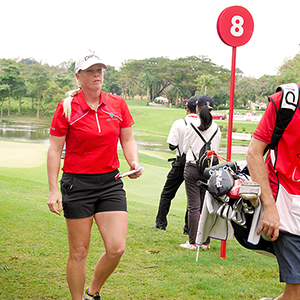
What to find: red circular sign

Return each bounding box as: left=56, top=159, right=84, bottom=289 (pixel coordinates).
left=217, top=6, right=254, bottom=47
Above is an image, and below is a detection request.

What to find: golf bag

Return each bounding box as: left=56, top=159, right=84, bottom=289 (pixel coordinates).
left=197, top=159, right=275, bottom=257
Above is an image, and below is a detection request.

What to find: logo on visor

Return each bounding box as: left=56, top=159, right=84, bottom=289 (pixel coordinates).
left=84, top=54, right=100, bottom=61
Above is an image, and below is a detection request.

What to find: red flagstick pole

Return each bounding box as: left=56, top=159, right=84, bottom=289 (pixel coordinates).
left=217, top=5, right=254, bottom=259
left=220, top=46, right=237, bottom=259
left=227, top=46, right=237, bottom=161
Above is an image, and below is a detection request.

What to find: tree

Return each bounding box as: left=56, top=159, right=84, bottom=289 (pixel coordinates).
left=102, top=66, right=121, bottom=95
left=119, top=59, right=144, bottom=99
left=0, top=84, right=9, bottom=117
left=19, top=58, right=39, bottom=66
left=139, top=72, right=155, bottom=105
left=0, top=61, right=21, bottom=116
left=255, top=75, right=278, bottom=103
left=196, top=74, right=218, bottom=95
left=27, top=64, right=50, bottom=118
left=235, top=76, right=258, bottom=107
left=43, top=82, right=69, bottom=115
left=277, top=53, right=300, bottom=84
left=119, top=57, right=172, bottom=101
left=58, top=60, right=75, bottom=74
left=119, top=56, right=232, bottom=107
left=212, top=86, right=230, bottom=108
left=14, top=77, right=27, bottom=115
left=54, top=73, right=75, bottom=89
left=170, top=72, right=186, bottom=107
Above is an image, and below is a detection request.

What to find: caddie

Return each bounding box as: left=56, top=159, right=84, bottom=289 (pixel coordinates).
left=246, top=83, right=300, bottom=300
left=151, top=97, right=199, bottom=233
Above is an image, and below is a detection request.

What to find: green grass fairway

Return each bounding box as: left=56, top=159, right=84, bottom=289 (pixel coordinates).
left=0, top=141, right=49, bottom=168
left=0, top=142, right=283, bottom=299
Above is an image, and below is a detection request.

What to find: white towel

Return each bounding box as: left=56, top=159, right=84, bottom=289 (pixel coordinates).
left=196, top=192, right=234, bottom=246
left=247, top=198, right=262, bottom=245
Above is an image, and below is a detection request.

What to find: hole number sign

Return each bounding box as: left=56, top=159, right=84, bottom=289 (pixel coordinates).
left=217, top=6, right=254, bottom=47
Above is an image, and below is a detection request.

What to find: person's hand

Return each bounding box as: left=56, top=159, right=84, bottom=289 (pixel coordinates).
left=257, top=201, right=280, bottom=241
left=47, top=190, right=63, bottom=215
left=128, top=161, right=143, bottom=179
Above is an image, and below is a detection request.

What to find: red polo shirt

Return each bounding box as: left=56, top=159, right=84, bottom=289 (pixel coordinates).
left=253, top=87, right=300, bottom=235
left=253, top=89, right=300, bottom=197
left=50, top=90, right=134, bottom=174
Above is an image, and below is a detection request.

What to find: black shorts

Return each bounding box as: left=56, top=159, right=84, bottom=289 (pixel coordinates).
left=273, top=230, right=300, bottom=284
left=60, top=170, right=127, bottom=219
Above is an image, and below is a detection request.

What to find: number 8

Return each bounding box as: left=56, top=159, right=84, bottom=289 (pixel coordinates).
left=230, top=15, right=244, bottom=37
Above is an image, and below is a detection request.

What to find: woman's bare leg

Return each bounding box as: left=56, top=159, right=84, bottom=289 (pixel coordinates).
left=65, top=217, right=93, bottom=300
left=87, top=211, right=127, bottom=295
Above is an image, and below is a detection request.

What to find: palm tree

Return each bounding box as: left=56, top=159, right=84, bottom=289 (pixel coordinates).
left=196, top=74, right=216, bottom=95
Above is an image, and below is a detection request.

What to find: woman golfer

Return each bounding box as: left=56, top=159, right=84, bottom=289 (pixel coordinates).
left=47, top=52, right=143, bottom=300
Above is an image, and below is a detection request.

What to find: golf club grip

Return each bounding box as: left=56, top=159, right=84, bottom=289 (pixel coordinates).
left=204, top=161, right=237, bottom=179
left=196, top=180, right=208, bottom=190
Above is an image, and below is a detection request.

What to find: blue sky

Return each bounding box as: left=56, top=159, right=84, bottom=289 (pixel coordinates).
left=2, top=0, right=299, bottom=78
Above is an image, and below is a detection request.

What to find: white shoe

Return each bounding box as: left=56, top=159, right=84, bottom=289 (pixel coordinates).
left=200, top=244, right=210, bottom=250
left=180, top=241, right=197, bottom=251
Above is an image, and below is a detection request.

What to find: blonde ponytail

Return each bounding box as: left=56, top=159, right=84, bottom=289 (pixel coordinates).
left=63, top=88, right=81, bottom=120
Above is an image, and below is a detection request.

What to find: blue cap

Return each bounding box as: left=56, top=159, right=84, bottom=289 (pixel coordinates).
left=186, top=97, right=198, bottom=109
left=197, top=95, right=214, bottom=109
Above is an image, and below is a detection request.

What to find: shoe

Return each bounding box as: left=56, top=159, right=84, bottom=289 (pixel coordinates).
left=183, top=229, right=189, bottom=235
left=200, top=244, right=210, bottom=250
left=83, top=287, right=101, bottom=300
left=150, top=225, right=166, bottom=231
left=259, top=298, right=274, bottom=300
left=180, top=241, right=197, bottom=251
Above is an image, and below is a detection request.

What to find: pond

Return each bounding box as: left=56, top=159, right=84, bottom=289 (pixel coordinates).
left=0, top=119, right=51, bottom=144
left=0, top=118, right=170, bottom=152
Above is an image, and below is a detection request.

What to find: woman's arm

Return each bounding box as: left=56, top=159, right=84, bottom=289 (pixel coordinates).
left=119, top=127, right=142, bottom=179
left=47, top=135, right=66, bottom=215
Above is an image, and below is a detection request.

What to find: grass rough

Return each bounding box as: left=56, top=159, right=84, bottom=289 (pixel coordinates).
left=0, top=151, right=283, bottom=299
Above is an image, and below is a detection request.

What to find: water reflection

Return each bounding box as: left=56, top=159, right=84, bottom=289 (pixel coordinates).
left=0, top=119, right=51, bottom=144
left=0, top=119, right=170, bottom=152
left=133, top=134, right=169, bottom=153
